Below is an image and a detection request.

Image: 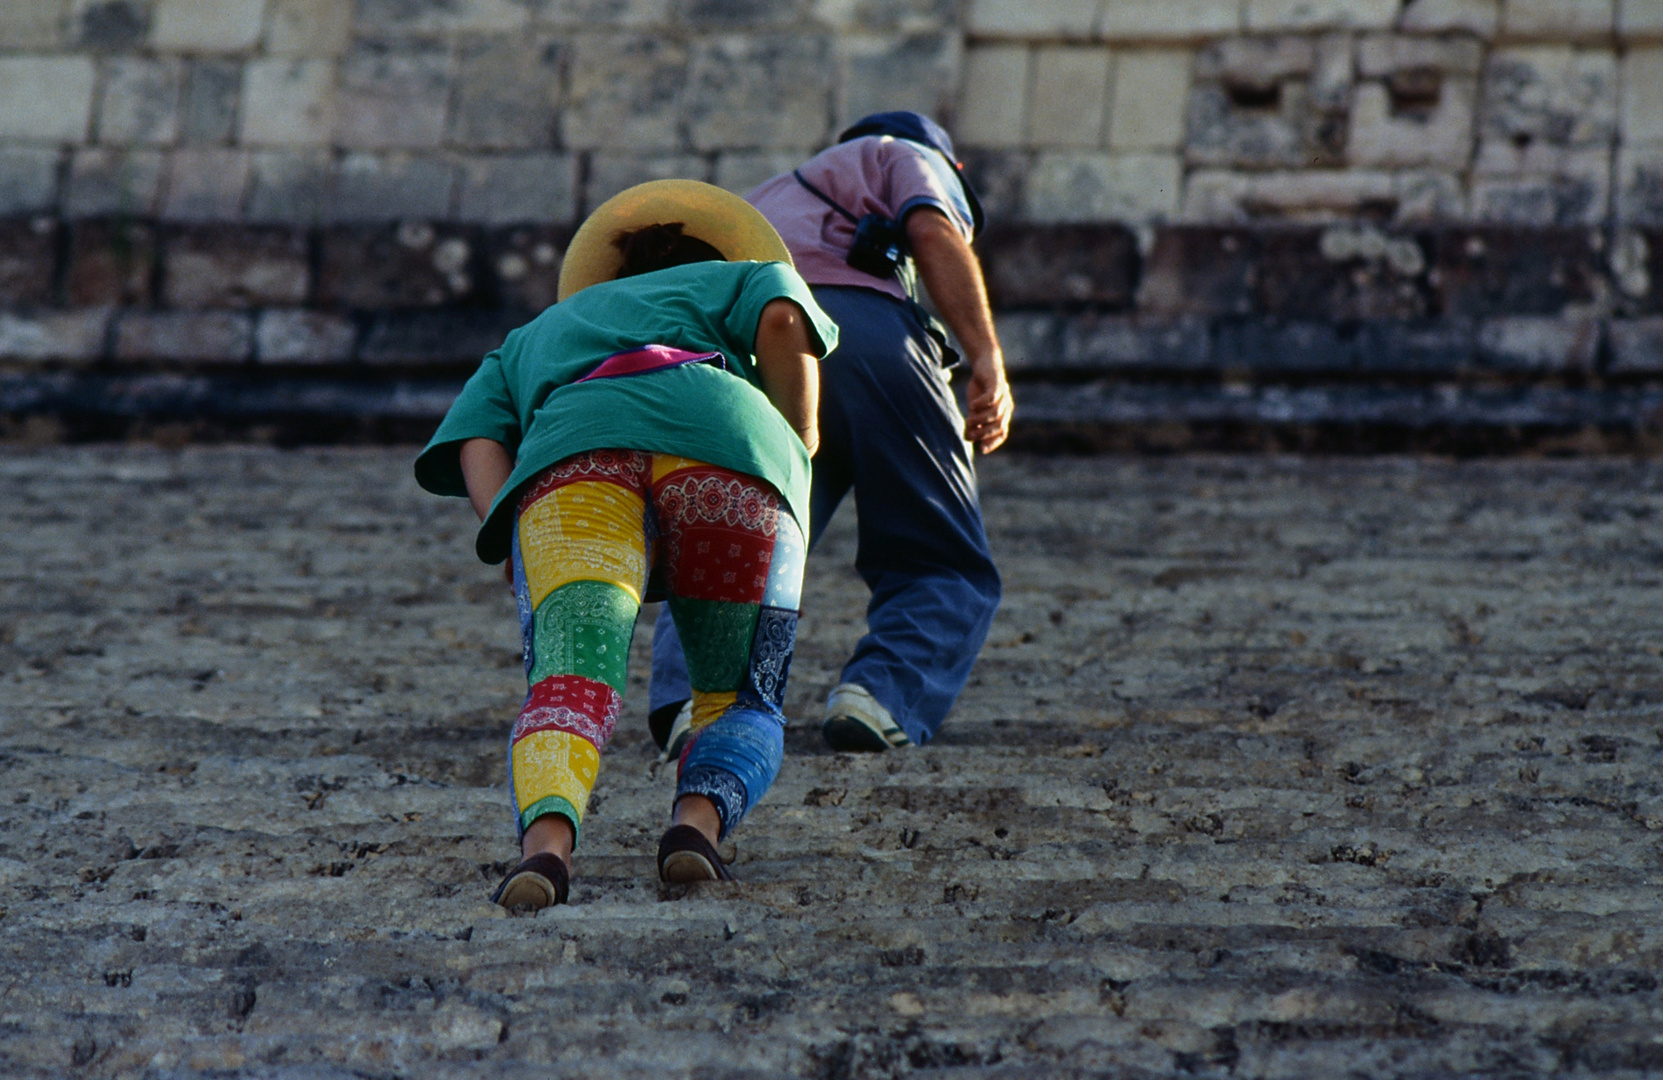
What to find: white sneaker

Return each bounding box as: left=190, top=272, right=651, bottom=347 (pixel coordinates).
left=658, top=699, right=694, bottom=763
left=822, top=683, right=910, bottom=752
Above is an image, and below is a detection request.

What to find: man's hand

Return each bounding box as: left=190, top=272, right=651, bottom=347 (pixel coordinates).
left=963, top=353, right=1012, bottom=454
left=905, top=207, right=1013, bottom=454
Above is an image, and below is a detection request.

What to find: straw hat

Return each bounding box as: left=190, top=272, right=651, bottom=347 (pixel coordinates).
left=556, top=179, right=793, bottom=301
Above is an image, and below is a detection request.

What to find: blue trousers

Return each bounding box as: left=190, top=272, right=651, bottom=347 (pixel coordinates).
left=651, top=285, right=1001, bottom=744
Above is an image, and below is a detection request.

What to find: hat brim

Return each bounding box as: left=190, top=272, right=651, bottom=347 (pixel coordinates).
left=557, top=179, right=793, bottom=301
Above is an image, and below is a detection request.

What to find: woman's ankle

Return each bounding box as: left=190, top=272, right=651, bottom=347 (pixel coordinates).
left=671, top=794, right=722, bottom=845
left=521, top=813, right=575, bottom=866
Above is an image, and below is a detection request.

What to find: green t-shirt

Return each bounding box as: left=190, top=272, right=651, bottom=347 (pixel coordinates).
left=414, top=260, right=838, bottom=565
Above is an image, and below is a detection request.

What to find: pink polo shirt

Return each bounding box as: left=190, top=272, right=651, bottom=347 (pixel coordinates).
left=746, top=136, right=976, bottom=303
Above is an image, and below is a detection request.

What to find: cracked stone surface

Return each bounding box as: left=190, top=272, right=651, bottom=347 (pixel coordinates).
left=3, top=446, right=1663, bottom=1079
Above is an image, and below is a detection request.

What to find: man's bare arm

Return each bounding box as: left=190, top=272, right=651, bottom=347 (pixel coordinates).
left=754, top=298, right=820, bottom=457
left=906, top=206, right=1013, bottom=454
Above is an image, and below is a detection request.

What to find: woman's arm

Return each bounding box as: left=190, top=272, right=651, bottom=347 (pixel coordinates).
left=753, top=298, right=820, bottom=456
left=459, top=437, right=515, bottom=521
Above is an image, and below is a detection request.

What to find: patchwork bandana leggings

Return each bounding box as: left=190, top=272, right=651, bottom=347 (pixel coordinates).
left=508, top=449, right=805, bottom=844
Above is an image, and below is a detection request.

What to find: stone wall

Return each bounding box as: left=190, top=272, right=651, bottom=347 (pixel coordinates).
left=5, top=0, right=1663, bottom=440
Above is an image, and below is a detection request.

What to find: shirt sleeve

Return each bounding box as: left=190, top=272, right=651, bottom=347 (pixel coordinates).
left=884, top=140, right=975, bottom=239
left=412, top=349, right=522, bottom=498
left=726, top=261, right=841, bottom=360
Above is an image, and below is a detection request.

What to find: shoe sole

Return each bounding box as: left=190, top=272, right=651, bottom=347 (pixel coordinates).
left=495, top=871, right=558, bottom=911
left=660, top=850, right=721, bottom=883
left=822, top=716, right=899, bottom=752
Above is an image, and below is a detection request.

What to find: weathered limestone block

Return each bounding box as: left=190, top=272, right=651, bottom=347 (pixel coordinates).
left=65, top=148, right=165, bottom=218
left=1501, top=0, right=1615, bottom=38
left=113, top=311, right=253, bottom=363
left=240, top=59, right=335, bottom=147
left=675, top=0, right=816, bottom=29
left=1481, top=47, right=1618, bottom=149
left=688, top=34, right=835, bottom=151
left=1257, top=225, right=1430, bottom=320
left=961, top=150, right=1030, bottom=222
left=1398, top=0, right=1500, bottom=35
left=0, top=218, right=61, bottom=306
left=1214, top=319, right=1359, bottom=371
left=976, top=224, right=1139, bottom=309
left=713, top=150, right=801, bottom=195
left=1, top=0, right=70, bottom=49
left=357, top=310, right=524, bottom=364
left=536, top=0, right=672, bottom=28
left=180, top=60, right=242, bottom=144
left=456, top=153, right=577, bottom=226
left=1357, top=316, right=1477, bottom=369
left=336, top=46, right=452, bottom=150
left=1618, top=145, right=1663, bottom=223
left=162, top=226, right=309, bottom=309
left=254, top=311, right=357, bottom=363
left=1060, top=314, right=1213, bottom=369
left=485, top=225, right=570, bottom=311
left=1476, top=314, right=1601, bottom=370
left=1246, top=0, right=1400, bottom=31
left=66, top=220, right=158, bottom=307
left=1621, top=0, right=1663, bottom=37
left=75, top=0, right=150, bottom=47
left=355, top=0, right=532, bottom=33
left=1348, top=78, right=1477, bottom=169
left=966, top=0, right=1098, bottom=38
left=1184, top=168, right=1464, bottom=224
left=586, top=153, right=711, bottom=208
left=1187, top=39, right=1345, bottom=170
left=318, top=223, right=480, bottom=310
left=246, top=149, right=332, bottom=225
left=0, top=148, right=60, bottom=216
left=0, top=56, right=96, bottom=142
left=264, top=0, right=353, bottom=56
left=1137, top=227, right=1260, bottom=317
left=0, top=309, right=109, bottom=362
left=330, top=153, right=454, bottom=223
left=1429, top=227, right=1600, bottom=316
left=1097, top=0, right=1241, bottom=39
left=1359, top=33, right=1485, bottom=77
left=160, top=149, right=250, bottom=222
left=1607, top=317, right=1663, bottom=369
left=149, top=0, right=266, bottom=52
left=811, top=0, right=956, bottom=33
left=97, top=59, right=182, bottom=147
left=449, top=38, right=565, bottom=151
left=1025, top=151, right=1180, bottom=222
left=1108, top=51, right=1193, bottom=151
left=840, top=31, right=957, bottom=128
left=1029, top=47, right=1113, bottom=148
left=956, top=45, right=1030, bottom=149
left=1622, top=49, right=1663, bottom=146
left=563, top=33, right=689, bottom=153
left=1310, top=31, right=1355, bottom=110
left=1471, top=142, right=1610, bottom=225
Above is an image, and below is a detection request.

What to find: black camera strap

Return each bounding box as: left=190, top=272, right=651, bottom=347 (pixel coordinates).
left=793, top=170, right=861, bottom=226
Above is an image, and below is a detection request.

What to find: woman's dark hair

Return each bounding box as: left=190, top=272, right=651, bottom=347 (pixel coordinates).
left=613, top=222, right=724, bottom=278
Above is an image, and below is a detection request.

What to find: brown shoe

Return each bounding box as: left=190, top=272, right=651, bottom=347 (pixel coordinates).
left=490, top=852, right=570, bottom=911
left=657, top=824, right=735, bottom=883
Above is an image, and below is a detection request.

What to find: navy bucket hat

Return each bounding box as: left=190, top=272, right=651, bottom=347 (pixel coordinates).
left=837, top=110, right=986, bottom=236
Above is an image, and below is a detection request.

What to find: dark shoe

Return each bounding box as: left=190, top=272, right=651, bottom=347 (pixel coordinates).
left=657, top=824, right=734, bottom=883
left=490, top=852, right=569, bottom=911
left=649, top=698, right=690, bottom=752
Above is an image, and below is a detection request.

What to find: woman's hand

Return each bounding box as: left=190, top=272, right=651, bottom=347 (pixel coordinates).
left=459, top=438, right=518, bottom=586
